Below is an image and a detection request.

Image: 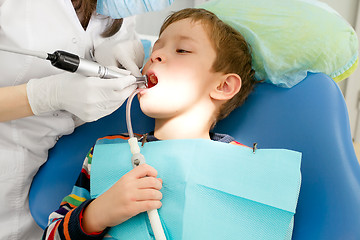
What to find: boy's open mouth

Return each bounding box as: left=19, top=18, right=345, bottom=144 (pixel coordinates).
left=147, top=73, right=158, bottom=88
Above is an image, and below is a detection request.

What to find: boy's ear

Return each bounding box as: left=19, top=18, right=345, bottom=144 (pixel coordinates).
left=210, top=73, right=242, bottom=101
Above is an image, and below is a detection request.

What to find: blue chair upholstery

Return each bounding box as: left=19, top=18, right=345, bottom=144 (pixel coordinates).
left=29, top=72, right=360, bottom=239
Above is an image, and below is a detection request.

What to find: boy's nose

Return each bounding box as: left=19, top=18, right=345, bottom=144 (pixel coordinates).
left=150, top=50, right=165, bottom=63
left=152, top=56, right=162, bottom=62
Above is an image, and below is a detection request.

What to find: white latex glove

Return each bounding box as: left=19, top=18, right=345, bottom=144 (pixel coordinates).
left=27, top=72, right=137, bottom=122
left=94, top=39, right=145, bottom=77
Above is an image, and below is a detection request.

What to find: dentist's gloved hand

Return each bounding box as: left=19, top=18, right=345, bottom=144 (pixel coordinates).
left=94, top=39, right=145, bottom=77
left=26, top=72, right=136, bottom=122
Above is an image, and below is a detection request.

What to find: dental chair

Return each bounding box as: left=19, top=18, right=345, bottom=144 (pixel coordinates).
left=29, top=72, right=360, bottom=239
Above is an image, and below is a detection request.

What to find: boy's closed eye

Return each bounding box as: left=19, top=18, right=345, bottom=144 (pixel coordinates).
left=176, top=49, right=191, bottom=54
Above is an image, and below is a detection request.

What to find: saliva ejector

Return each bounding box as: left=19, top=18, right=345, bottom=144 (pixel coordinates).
left=125, top=89, right=167, bottom=240
left=0, top=45, right=147, bottom=86
left=0, top=45, right=166, bottom=239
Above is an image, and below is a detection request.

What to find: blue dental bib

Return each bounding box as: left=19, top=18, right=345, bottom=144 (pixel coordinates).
left=91, top=137, right=301, bottom=240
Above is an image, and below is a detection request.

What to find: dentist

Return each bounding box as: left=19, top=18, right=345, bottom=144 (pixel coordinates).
left=0, top=0, right=173, bottom=239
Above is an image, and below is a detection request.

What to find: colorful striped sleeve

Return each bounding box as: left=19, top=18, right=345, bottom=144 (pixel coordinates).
left=229, top=140, right=251, bottom=148
left=42, top=147, right=108, bottom=240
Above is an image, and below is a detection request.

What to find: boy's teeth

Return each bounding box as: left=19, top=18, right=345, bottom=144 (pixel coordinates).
left=149, top=74, right=158, bottom=84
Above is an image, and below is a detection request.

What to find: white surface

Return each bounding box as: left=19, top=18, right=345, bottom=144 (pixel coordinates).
left=135, top=0, right=210, bottom=35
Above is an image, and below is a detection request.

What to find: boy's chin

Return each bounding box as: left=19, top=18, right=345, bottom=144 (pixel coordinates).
left=139, top=105, right=157, bottom=119
left=139, top=105, right=172, bottom=120
left=139, top=97, right=176, bottom=119
left=142, top=112, right=162, bottom=120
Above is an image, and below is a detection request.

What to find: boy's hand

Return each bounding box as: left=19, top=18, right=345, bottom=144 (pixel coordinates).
left=82, top=164, right=163, bottom=233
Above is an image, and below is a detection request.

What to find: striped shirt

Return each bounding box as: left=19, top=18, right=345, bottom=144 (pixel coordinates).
left=42, top=132, right=246, bottom=240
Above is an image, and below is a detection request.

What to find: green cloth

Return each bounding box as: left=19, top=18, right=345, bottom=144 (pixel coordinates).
left=199, top=0, right=358, bottom=87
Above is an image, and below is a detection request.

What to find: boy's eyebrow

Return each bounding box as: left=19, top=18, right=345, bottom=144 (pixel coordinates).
left=177, top=35, right=198, bottom=43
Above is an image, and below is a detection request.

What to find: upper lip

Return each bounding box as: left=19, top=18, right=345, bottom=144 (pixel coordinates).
left=146, top=70, right=155, bottom=78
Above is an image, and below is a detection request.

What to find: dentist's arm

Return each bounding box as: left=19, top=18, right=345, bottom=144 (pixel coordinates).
left=0, top=84, right=33, bottom=122
left=0, top=73, right=136, bottom=123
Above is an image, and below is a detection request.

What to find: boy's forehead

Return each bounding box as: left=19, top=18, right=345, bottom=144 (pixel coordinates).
left=168, top=18, right=204, bottom=30
left=160, top=19, right=209, bottom=42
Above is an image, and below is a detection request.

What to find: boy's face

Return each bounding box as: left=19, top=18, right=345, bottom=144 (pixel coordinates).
left=139, top=18, right=222, bottom=120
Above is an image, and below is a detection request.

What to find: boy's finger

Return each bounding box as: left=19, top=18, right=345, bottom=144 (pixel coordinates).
left=136, top=189, right=163, bottom=201
left=136, top=200, right=162, bottom=213
left=131, top=164, right=158, bottom=179
left=137, top=177, right=162, bottom=190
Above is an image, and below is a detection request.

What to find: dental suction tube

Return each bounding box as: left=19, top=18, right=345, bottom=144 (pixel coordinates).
left=126, top=89, right=167, bottom=240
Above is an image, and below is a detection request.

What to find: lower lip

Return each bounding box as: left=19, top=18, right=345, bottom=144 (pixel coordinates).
left=138, top=88, right=148, bottom=96
left=138, top=81, right=159, bottom=95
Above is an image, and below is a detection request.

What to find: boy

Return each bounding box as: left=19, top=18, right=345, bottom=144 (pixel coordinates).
left=43, top=8, right=258, bottom=239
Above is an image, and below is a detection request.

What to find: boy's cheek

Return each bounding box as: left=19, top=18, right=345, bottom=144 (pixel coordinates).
left=142, top=61, right=151, bottom=74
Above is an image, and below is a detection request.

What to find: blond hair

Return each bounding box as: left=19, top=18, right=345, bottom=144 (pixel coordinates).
left=160, top=8, right=257, bottom=125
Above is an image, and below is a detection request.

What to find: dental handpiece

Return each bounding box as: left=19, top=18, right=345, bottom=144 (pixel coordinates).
left=46, top=50, right=148, bottom=85
left=0, top=45, right=147, bottom=86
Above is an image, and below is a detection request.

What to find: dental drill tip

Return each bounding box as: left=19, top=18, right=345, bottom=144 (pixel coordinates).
left=135, top=75, right=148, bottom=87
left=135, top=75, right=148, bottom=82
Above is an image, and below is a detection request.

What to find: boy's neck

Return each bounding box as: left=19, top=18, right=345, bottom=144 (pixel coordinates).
left=153, top=114, right=213, bottom=140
